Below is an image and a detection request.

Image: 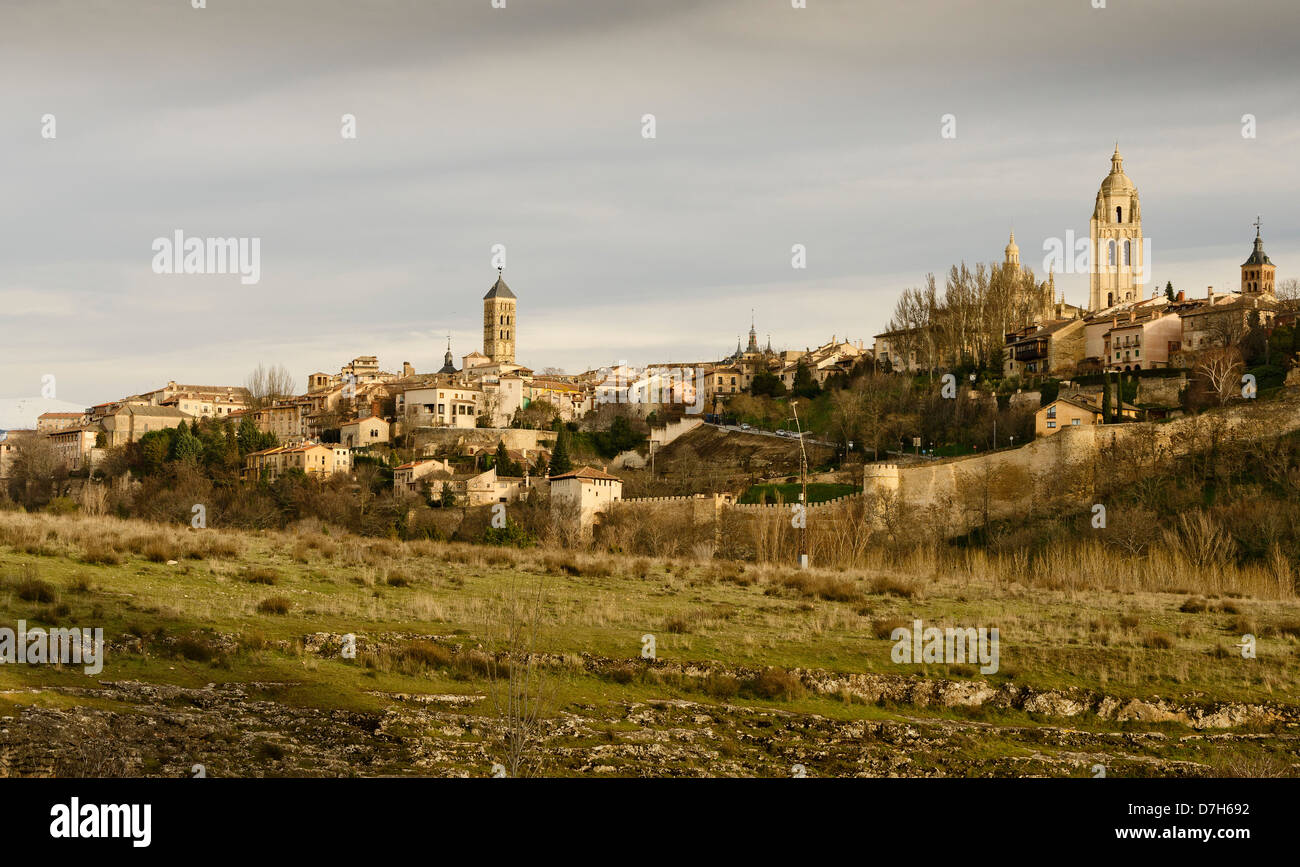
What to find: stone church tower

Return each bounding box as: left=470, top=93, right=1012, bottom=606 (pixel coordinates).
left=483, top=268, right=517, bottom=364
left=1241, top=220, right=1275, bottom=296
left=1089, top=146, right=1143, bottom=311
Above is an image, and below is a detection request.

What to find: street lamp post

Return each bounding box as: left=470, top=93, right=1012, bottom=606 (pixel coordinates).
left=789, top=402, right=810, bottom=570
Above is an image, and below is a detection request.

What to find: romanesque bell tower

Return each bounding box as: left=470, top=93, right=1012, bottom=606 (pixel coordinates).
left=1089, top=146, right=1143, bottom=311
left=483, top=268, right=517, bottom=364
left=1241, top=219, right=1276, bottom=296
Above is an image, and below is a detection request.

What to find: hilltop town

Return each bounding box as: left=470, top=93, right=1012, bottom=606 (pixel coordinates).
left=2, top=148, right=1297, bottom=545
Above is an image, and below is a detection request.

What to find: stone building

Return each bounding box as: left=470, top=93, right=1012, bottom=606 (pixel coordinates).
left=99, top=405, right=194, bottom=446
left=550, top=466, right=623, bottom=529
left=339, top=415, right=389, bottom=448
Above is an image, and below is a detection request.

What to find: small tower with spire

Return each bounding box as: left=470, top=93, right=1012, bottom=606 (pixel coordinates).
left=747, top=311, right=758, bottom=354
left=438, top=334, right=458, bottom=375
left=1241, top=217, right=1276, bottom=296
left=1004, top=229, right=1021, bottom=268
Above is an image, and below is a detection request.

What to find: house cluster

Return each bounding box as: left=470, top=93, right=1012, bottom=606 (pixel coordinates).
left=701, top=329, right=870, bottom=411
left=0, top=382, right=255, bottom=477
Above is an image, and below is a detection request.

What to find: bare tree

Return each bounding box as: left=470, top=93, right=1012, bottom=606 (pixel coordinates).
left=484, top=577, right=556, bottom=777
left=829, top=386, right=865, bottom=454
left=7, top=435, right=68, bottom=508
left=1194, top=346, right=1245, bottom=406
left=245, top=363, right=297, bottom=409
left=1275, top=277, right=1300, bottom=311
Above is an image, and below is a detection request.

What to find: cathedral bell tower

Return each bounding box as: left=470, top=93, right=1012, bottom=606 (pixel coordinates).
left=1089, top=146, right=1143, bottom=311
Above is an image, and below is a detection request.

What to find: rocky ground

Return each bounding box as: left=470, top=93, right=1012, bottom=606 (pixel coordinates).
left=4, top=634, right=1296, bottom=778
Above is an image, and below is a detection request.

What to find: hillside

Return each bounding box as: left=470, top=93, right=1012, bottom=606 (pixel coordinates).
left=1, top=510, right=1297, bottom=777
left=656, top=424, right=834, bottom=482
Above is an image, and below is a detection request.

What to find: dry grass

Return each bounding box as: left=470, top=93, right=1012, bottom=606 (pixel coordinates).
left=255, top=596, right=292, bottom=615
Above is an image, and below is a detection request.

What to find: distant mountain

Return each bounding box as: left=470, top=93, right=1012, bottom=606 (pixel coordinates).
left=0, top=397, right=87, bottom=431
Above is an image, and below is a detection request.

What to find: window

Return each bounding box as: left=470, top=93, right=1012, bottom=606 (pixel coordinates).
left=1116, top=206, right=1122, bottom=223
left=1047, top=421, right=1056, bottom=429
left=1046, top=406, right=1056, bottom=419
left=1071, top=418, right=1081, bottom=426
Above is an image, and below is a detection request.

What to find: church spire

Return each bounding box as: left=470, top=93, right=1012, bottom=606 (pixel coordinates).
left=1004, top=229, right=1021, bottom=268
left=438, top=332, right=458, bottom=374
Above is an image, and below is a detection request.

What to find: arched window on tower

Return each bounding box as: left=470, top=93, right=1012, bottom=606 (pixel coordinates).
left=1122, top=240, right=1131, bottom=266
left=1107, top=240, right=1116, bottom=266
left=1116, top=206, right=1123, bottom=223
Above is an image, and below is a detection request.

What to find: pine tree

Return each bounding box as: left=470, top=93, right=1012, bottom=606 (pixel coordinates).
left=237, top=416, right=261, bottom=454
left=549, top=427, right=573, bottom=476
left=1100, top=372, right=1112, bottom=424
left=792, top=360, right=821, bottom=398
left=494, top=440, right=519, bottom=476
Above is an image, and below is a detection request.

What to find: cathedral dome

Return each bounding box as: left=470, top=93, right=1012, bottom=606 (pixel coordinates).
left=1004, top=231, right=1020, bottom=261
left=1099, top=146, right=1135, bottom=194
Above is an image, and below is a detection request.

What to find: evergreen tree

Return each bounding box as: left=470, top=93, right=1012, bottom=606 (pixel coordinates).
left=549, top=426, right=573, bottom=476
left=1100, top=372, right=1113, bottom=424
left=750, top=371, right=787, bottom=397
left=1165, top=281, right=1175, bottom=302
left=792, top=360, right=821, bottom=399
left=237, top=416, right=261, bottom=454
left=494, top=440, right=520, bottom=476
left=170, top=422, right=203, bottom=463
left=440, top=481, right=457, bottom=508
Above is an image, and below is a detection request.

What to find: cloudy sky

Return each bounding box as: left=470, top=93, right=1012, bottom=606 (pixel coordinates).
left=2, top=0, right=1297, bottom=408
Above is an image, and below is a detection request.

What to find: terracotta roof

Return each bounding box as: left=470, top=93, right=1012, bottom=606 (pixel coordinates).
left=550, top=466, right=622, bottom=482
left=395, top=459, right=440, bottom=471
left=1051, top=393, right=1140, bottom=414
left=38, top=412, right=83, bottom=419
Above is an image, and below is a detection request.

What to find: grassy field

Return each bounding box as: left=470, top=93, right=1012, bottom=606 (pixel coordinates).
left=1, top=509, right=1298, bottom=777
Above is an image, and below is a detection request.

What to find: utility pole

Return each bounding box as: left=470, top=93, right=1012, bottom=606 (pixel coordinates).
left=792, top=401, right=809, bottom=570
